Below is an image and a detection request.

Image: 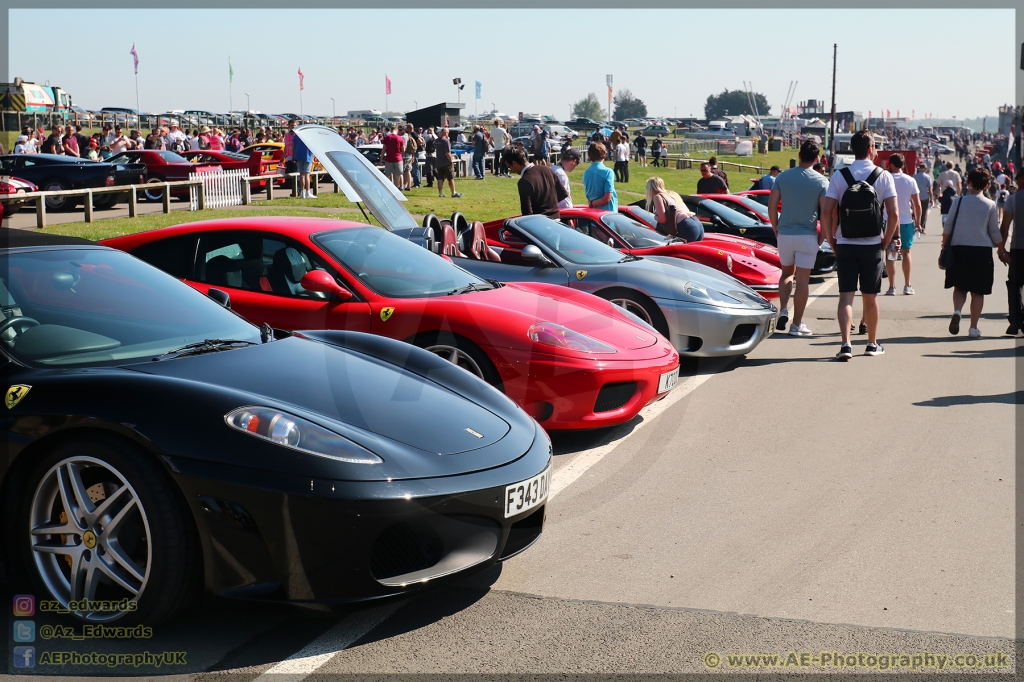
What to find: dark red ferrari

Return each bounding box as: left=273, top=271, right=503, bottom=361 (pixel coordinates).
left=181, top=149, right=283, bottom=188
left=105, top=149, right=220, bottom=201
left=101, top=217, right=680, bottom=430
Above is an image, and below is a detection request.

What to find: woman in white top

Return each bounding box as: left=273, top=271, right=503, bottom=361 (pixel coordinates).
left=13, top=135, right=28, bottom=154
left=941, top=167, right=1003, bottom=337
left=645, top=177, right=703, bottom=242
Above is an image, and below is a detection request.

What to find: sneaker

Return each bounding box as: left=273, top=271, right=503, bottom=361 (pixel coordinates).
left=307, top=192, right=317, bottom=199
left=452, top=192, right=462, bottom=198
left=439, top=194, right=445, bottom=198
left=788, top=323, right=812, bottom=336
left=300, top=190, right=308, bottom=198
left=903, top=286, right=915, bottom=295
left=836, top=343, right=853, bottom=361
left=859, top=323, right=868, bottom=335
left=776, top=308, right=789, bottom=331
left=949, top=311, right=961, bottom=335
left=865, top=342, right=885, bottom=356
left=968, top=327, right=981, bottom=338
left=884, top=287, right=896, bottom=296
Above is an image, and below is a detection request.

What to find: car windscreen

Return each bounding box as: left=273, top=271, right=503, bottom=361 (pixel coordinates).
left=728, top=197, right=770, bottom=221
left=701, top=200, right=765, bottom=227
left=0, top=248, right=259, bottom=367
left=624, top=205, right=657, bottom=228
left=313, top=228, right=484, bottom=298
left=323, top=151, right=418, bottom=231
left=600, top=214, right=670, bottom=248
left=516, top=215, right=626, bottom=265
left=154, top=151, right=189, bottom=163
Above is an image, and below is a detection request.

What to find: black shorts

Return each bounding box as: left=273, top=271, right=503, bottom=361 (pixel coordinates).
left=435, top=164, right=453, bottom=182
left=836, top=243, right=884, bottom=294
left=944, top=245, right=993, bottom=295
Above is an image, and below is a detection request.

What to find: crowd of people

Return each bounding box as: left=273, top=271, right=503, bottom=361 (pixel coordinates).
left=9, top=119, right=296, bottom=159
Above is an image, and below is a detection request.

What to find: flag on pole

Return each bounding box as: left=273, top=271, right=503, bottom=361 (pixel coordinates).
left=475, top=81, right=481, bottom=99
left=229, top=57, right=234, bottom=83
left=385, top=75, right=392, bottom=96
left=298, top=68, right=304, bottom=91
left=886, top=109, right=890, bottom=118
left=608, top=86, right=613, bottom=105
left=130, top=44, right=139, bottom=75
left=912, top=109, right=915, bottom=119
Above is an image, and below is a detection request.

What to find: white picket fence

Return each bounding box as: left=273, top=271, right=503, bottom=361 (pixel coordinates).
left=189, top=168, right=250, bottom=210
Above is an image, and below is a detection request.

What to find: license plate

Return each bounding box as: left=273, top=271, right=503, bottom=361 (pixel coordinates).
left=504, top=467, right=550, bottom=518
left=767, top=316, right=776, bottom=336
left=658, top=368, right=679, bottom=393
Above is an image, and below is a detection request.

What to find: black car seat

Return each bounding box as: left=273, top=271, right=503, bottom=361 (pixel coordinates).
left=206, top=255, right=244, bottom=288
left=422, top=214, right=442, bottom=253
left=238, top=238, right=270, bottom=291
left=268, top=247, right=311, bottom=296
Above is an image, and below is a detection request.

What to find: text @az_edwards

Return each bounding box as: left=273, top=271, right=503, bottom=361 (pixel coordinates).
left=34, top=651, right=187, bottom=668
left=39, top=623, right=153, bottom=640
left=703, top=650, right=1011, bottom=671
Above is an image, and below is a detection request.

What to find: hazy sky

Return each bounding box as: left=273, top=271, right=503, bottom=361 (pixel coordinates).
left=9, top=8, right=1016, bottom=119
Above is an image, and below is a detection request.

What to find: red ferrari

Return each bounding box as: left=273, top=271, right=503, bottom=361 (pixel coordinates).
left=101, top=217, right=680, bottom=430
left=617, top=204, right=782, bottom=269
left=511, top=207, right=781, bottom=298
left=105, top=149, right=220, bottom=201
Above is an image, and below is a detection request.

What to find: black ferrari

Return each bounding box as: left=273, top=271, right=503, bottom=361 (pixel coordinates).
left=0, top=229, right=549, bottom=625
left=0, top=154, right=147, bottom=211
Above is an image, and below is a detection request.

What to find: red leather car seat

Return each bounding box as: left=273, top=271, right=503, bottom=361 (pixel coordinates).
left=470, top=221, right=501, bottom=261
left=440, top=224, right=464, bottom=258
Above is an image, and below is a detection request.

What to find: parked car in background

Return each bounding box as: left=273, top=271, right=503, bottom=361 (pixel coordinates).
left=0, top=175, right=38, bottom=213
left=0, top=154, right=146, bottom=211
left=641, top=125, right=670, bottom=135
left=180, top=149, right=282, bottom=188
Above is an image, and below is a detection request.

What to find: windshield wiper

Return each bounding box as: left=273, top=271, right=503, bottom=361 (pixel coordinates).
left=618, top=253, right=642, bottom=263
left=447, top=282, right=493, bottom=296
left=154, top=339, right=258, bottom=361
left=483, top=278, right=504, bottom=289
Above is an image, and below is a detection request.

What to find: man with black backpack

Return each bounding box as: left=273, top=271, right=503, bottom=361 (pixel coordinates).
left=821, top=130, right=900, bottom=361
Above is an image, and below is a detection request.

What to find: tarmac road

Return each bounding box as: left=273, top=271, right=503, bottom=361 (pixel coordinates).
left=5, top=207, right=1016, bottom=679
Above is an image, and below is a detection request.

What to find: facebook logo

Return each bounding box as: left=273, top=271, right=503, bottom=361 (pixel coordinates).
left=13, top=646, right=35, bottom=668
left=14, top=620, right=35, bottom=642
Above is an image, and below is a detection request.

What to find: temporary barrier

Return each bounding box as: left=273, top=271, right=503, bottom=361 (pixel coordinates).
left=190, top=168, right=249, bottom=210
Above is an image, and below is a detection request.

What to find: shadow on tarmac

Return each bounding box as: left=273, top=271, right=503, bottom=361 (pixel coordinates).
left=913, top=391, right=1023, bottom=407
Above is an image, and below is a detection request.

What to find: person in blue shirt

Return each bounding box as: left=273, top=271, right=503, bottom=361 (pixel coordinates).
left=292, top=131, right=315, bottom=199
left=583, top=142, right=618, bottom=212
left=759, top=165, right=781, bottom=190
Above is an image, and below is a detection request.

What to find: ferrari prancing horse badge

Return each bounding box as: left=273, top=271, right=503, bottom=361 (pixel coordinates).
left=6, top=385, right=31, bottom=409
left=380, top=307, right=395, bottom=322
left=576, top=270, right=587, bottom=280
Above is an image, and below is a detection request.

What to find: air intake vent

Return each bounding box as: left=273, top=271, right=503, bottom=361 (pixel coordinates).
left=594, top=382, right=637, bottom=413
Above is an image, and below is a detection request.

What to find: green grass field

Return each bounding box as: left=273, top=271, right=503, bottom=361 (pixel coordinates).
left=36, top=148, right=798, bottom=241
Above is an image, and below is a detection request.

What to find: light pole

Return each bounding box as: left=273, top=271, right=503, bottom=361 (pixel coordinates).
left=245, top=93, right=250, bottom=112
left=330, top=97, right=335, bottom=120
left=414, top=100, right=418, bottom=110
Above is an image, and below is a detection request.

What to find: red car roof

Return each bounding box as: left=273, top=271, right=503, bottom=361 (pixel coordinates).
left=100, top=216, right=371, bottom=250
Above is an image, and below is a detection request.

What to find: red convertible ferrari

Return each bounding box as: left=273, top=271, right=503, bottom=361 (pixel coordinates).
left=617, top=204, right=782, bottom=269
left=181, top=149, right=283, bottom=188
left=105, top=149, right=220, bottom=201
left=101, top=217, right=680, bottom=430
left=496, top=207, right=781, bottom=299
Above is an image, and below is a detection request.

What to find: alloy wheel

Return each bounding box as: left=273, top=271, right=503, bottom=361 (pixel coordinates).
left=609, top=298, right=653, bottom=326
left=424, top=344, right=485, bottom=379
left=29, top=456, right=152, bottom=622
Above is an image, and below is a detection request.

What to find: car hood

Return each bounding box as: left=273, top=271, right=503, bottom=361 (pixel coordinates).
left=618, top=256, right=773, bottom=310
left=480, top=283, right=658, bottom=351
left=131, top=334, right=535, bottom=480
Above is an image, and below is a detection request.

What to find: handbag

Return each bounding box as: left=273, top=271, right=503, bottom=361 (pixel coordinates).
left=938, top=196, right=962, bottom=271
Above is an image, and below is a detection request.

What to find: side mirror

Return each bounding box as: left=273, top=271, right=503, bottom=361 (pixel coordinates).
left=710, top=214, right=725, bottom=226
left=207, top=288, right=231, bottom=309
left=300, top=270, right=353, bottom=300
left=521, top=244, right=552, bottom=266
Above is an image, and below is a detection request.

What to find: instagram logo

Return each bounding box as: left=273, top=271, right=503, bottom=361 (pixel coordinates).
left=13, top=595, right=35, bottom=617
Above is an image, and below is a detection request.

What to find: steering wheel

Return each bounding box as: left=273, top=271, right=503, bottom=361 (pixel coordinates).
left=0, top=316, right=39, bottom=337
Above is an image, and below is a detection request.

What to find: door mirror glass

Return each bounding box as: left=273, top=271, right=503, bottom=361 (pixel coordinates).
left=521, top=244, right=552, bottom=266
left=207, top=288, right=231, bottom=308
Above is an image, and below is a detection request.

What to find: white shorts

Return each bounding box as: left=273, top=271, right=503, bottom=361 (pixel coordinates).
left=777, top=233, right=819, bottom=269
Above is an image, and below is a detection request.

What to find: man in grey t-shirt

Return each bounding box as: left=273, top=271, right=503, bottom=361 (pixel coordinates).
left=998, top=168, right=1024, bottom=334
left=769, top=140, right=828, bottom=336
left=913, top=163, right=934, bottom=233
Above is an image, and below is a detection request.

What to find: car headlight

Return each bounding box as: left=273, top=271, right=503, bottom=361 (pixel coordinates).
left=682, top=281, right=741, bottom=305
left=528, top=322, right=616, bottom=353
left=225, top=406, right=383, bottom=464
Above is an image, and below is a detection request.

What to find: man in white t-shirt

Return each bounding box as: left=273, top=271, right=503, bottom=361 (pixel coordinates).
left=614, top=138, right=630, bottom=184
left=490, top=121, right=509, bottom=177
left=821, top=130, right=899, bottom=360
left=882, top=153, right=921, bottom=296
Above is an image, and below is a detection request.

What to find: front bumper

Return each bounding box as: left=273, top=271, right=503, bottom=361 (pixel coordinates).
left=656, top=297, right=776, bottom=357
left=488, top=346, right=679, bottom=429
left=167, top=425, right=552, bottom=603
